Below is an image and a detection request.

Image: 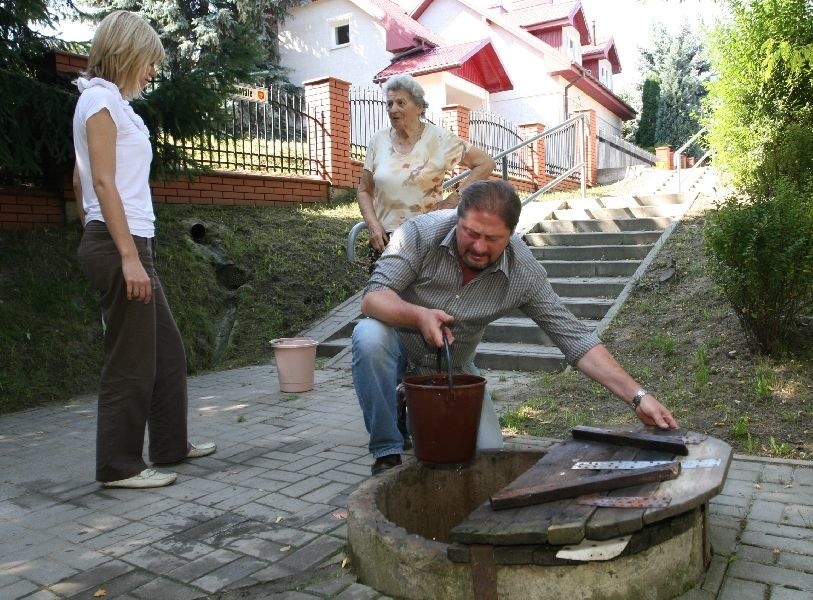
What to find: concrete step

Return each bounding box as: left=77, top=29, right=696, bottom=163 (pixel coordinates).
left=549, top=277, right=628, bottom=298
left=531, top=217, right=674, bottom=233
left=510, top=297, right=614, bottom=319
left=541, top=259, right=640, bottom=278
left=483, top=317, right=599, bottom=345
left=474, top=342, right=566, bottom=371
left=524, top=230, right=662, bottom=247
left=552, top=205, right=684, bottom=220
left=530, top=244, right=652, bottom=261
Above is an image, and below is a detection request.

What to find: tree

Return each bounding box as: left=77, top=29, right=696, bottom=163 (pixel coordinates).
left=638, top=22, right=709, bottom=153
left=634, top=74, right=660, bottom=149
left=80, top=1, right=304, bottom=178
left=703, top=0, right=813, bottom=191
left=0, top=0, right=82, bottom=184
left=703, top=0, right=813, bottom=354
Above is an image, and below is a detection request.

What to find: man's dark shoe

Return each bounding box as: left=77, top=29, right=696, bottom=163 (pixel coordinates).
left=396, top=385, right=412, bottom=450
left=371, top=454, right=402, bottom=476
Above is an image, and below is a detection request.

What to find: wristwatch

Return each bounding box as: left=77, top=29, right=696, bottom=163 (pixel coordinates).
left=631, top=389, right=648, bottom=412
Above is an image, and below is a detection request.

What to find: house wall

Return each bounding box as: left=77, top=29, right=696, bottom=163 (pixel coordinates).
left=418, top=0, right=566, bottom=127
left=278, top=0, right=393, bottom=87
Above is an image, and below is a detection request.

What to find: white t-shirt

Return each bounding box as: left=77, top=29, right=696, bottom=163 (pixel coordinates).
left=363, top=122, right=468, bottom=232
left=73, top=77, right=155, bottom=237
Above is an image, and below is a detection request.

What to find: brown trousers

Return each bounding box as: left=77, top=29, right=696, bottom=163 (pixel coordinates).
left=78, top=221, right=188, bottom=482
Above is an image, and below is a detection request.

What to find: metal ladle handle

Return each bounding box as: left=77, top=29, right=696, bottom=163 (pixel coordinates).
left=435, top=329, right=454, bottom=394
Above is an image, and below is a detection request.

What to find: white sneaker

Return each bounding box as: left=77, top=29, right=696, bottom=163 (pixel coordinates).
left=103, top=468, right=177, bottom=489
left=186, top=441, right=217, bottom=459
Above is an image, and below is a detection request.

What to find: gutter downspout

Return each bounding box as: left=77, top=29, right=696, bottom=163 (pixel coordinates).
left=563, top=65, right=585, bottom=120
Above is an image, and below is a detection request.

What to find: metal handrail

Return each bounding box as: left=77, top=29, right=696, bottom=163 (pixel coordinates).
left=674, top=127, right=707, bottom=192
left=346, top=113, right=590, bottom=262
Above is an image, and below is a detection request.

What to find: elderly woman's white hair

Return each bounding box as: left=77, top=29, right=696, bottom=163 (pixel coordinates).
left=384, top=74, right=428, bottom=116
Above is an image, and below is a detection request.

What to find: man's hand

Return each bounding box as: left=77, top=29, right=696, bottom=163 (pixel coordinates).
left=635, top=395, right=678, bottom=430
left=417, top=308, right=455, bottom=347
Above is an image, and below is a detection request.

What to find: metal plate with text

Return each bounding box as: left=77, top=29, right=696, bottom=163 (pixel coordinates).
left=572, top=459, right=721, bottom=470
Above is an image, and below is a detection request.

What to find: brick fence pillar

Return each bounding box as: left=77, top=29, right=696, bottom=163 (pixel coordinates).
left=656, top=145, right=674, bottom=170
left=518, top=122, right=546, bottom=183
left=441, top=105, right=471, bottom=141
left=303, top=77, right=355, bottom=188
left=574, top=109, right=598, bottom=185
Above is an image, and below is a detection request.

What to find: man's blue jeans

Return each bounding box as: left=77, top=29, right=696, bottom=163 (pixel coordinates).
left=351, top=318, right=503, bottom=459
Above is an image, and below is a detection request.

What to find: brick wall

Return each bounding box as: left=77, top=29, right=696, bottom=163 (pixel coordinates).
left=151, top=173, right=329, bottom=206
left=0, top=188, right=66, bottom=230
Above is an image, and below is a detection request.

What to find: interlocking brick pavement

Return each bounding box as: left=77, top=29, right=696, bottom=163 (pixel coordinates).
left=0, top=362, right=811, bottom=599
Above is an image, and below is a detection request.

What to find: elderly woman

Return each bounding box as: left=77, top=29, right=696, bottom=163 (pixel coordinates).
left=357, top=74, right=495, bottom=268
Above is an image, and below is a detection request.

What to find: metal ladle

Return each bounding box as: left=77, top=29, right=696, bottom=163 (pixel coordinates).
left=435, top=329, right=454, bottom=395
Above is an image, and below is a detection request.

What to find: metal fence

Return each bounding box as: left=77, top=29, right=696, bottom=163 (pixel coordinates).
left=469, top=111, right=532, bottom=181
left=545, top=122, right=583, bottom=180
left=597, top=128, right=656, bottom=169
left=158, top=86, right=325, bottom=177
left=350, top=86, right=389, bottom=161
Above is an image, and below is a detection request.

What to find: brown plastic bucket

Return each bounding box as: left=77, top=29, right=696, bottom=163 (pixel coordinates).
left=402, top=374, right=485, bottom=466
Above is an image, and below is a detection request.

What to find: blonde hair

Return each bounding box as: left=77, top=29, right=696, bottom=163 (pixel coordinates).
left=84, top=10, right=164, bottom=99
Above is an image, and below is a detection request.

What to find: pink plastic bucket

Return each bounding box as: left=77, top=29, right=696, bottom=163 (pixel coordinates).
left=270, top=337, right=318, bottom=392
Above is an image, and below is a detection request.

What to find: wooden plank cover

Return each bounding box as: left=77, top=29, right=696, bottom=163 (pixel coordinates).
left=490, top=461, right=680, bottom=510
left=448, top=429, right=730, bottom=548
left=585, top=447, right=674, bottom=540
left=449, top=439, right=611, bottom=545
left=641, top=436, right=732, bottom=524
left=571, top=425, right=690, bottom=455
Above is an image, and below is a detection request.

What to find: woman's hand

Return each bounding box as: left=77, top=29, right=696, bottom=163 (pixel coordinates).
left=122, top=256, right=152, bottom=304
left=368, top=224, right=389, bottom=252
left=430, top=191, right=459, bottom=211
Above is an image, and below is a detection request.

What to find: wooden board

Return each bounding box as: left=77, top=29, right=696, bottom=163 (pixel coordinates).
left=490, top=461, right=680, bottom=510
left=571, top=425, right=689, bottom=455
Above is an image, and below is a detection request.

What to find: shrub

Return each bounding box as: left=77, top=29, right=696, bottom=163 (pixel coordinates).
left=704, top=177, right=813, bottom=354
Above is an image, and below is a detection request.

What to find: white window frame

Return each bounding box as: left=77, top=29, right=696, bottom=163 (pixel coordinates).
left=565, top=29, right=581, bottom=64
left=599, top=60, right=612, bottom=89
left=329, top=15, right=351, bottom=49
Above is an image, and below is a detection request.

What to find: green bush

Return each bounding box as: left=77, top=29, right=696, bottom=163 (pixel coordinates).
left=704, top=177, right=813, bottom=354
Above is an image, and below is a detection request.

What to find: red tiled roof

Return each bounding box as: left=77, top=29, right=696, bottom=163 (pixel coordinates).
left=373, top=39, right=512, bottom=92
left=505, top=0, right=576, bottom=26
left=362, top=0, right=444, bottom=51
left=582, top=37, right=621, bottom=73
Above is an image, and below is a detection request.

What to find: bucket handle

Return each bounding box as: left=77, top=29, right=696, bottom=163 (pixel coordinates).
left=435, top=330, right=454, bottom=394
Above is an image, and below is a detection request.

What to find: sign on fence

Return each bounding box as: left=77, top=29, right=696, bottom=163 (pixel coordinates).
left=235, top=85, right=269, bottom=103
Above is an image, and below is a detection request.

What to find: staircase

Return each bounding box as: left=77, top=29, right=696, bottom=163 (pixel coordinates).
left=305, top=166, right=716, bottom=372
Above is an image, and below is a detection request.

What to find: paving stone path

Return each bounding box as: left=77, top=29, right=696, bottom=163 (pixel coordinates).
left=1, top=363, right=811, bottom=599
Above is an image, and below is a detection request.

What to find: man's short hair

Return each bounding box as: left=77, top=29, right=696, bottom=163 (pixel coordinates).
left=457, top=180, right=521, bottom=232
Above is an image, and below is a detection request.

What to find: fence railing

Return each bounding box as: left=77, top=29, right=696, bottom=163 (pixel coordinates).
left=158, top=86, right=325, bottom=177
left=469, top=111, right=532, bottom=181
left=597, top=128, right=656, bottom=169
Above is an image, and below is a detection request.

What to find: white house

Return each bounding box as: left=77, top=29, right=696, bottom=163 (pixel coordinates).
left=278, top=0, right=634, bottom=135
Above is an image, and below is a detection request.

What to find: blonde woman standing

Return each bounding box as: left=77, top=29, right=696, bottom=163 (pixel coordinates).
left=73, top=10, right=215, bottom=489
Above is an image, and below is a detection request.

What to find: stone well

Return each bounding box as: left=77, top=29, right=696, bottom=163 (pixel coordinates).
left=347, top=449, right=708, bottom=600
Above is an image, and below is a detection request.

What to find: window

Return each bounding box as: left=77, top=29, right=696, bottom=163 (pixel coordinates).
left=565, top=31, right=581, bottom=63
left=599, top=60, right=612, bottom=89
left=334, top=22, right=350, bottom=46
